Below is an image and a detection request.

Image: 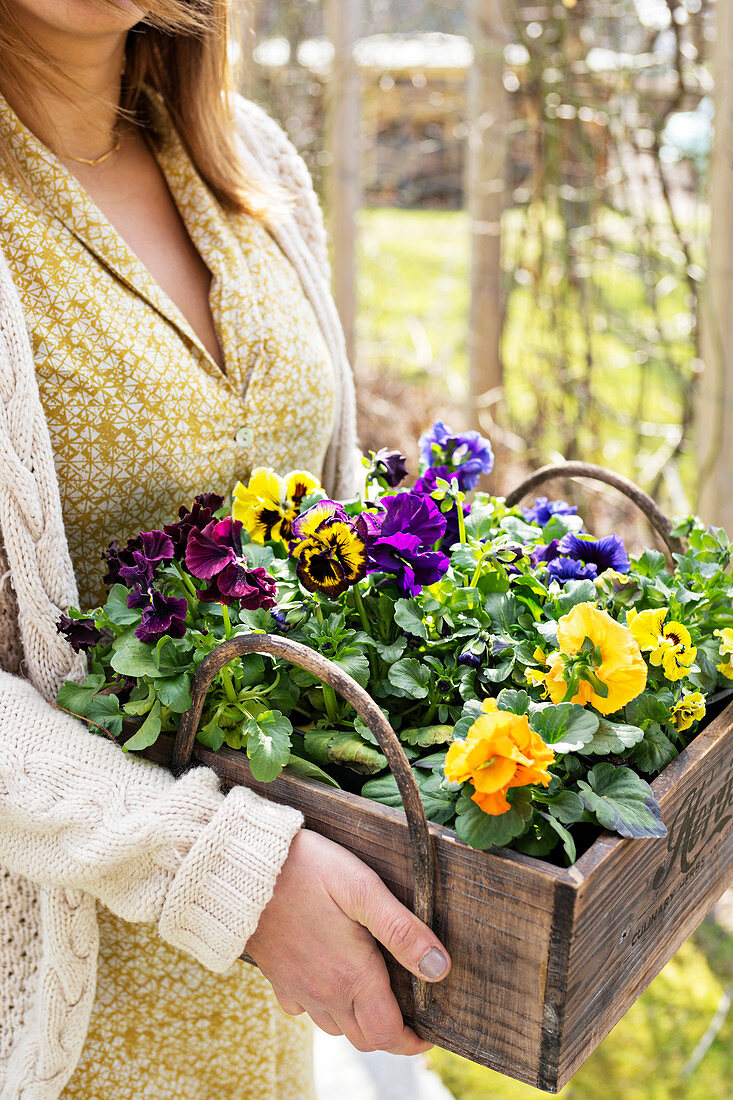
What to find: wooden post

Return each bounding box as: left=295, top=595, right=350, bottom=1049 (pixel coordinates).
left=466, top=0, right=509, bottom=431
left=325, top=0, right=362, bottom=367
left=699, top=0, right=733, bottom=529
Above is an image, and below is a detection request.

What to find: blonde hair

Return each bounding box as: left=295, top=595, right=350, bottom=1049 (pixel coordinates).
left=0, top=0, right=276, bottom=217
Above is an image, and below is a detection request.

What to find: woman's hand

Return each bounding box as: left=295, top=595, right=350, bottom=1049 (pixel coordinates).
left=246, top=829, right=451, bottom=1056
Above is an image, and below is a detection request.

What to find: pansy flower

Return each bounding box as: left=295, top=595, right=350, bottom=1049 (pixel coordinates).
left=418, top=421, right=494, bottom=491
left=289, top=501, right=367, bottom=597
left=715, top=628, right=733, bottom=680
left=233, top=468, right=320, bottom=545
left=128, top=587, right=188, bottom=644
left=444, top=699, right=555, bottom=816
left=558, top=533, right=630, bottom=575
left=627, top=608, right=696, bottom=682
left=57, top=614, right=103, bottom=653
left=523, top=497, right=579, bottom=527
left=670, top=692, right=706, bottom=732
left=544, top=603, right=648, bottom=714
left=360, top=492, right=449, bottom=596
left=547, top=557, right=598, bottom=584
left=118, top=530, right=175, bottom=588
left=185, top=517, right=278, bottom=608
left=371, top=448, right=409, bottom=488
left=164, top=492, right=224, bottom=556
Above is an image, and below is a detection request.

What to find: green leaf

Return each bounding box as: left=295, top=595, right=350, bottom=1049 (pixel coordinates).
left=583, top=718, right=645, bottom=755
left=58, top=680, right=123, bottom=738
left=578, top=763, right=667, bottom=839
left=464, top=503, right=497, bottom=540
left=393, top=599, right=428, bottom=640
left=555, top=580, right=597, bottom=614
left=542, top=513, right=584, bottom=541
left=451, top=699, right=485, bottom=741
left=546, top=789, right=585, bottom=824
left=481, top=652, right=515, bottom=683
left=84, top=693, right=123, bottom=738
left=454, top=786, right=533, bottom=849
left=375, top=638, right=407, bottom=663
left=499, top=515, right=541, bottom=543
left=122, top=682, right=156, bottom=717
left=539, top=811, right=577, bottom=864
left=632, top=724, right=678, bottom=774
left=57, top=679, right=102, bottom=714
left=327, top=732, right=387, bottom=775
left=154, top=637, right=193, bottom=676
left=495, top=688, right=531, bottom=714
left=197, top=717, right=226, bottom=751
left=111, top=634, right=162, bottom=678
left=401, top=725, right=453, bottom=747
left=238, top=653, right=266, bottom=688
left=332, top=649, right=370, bottom=689
left=529, top=703, right=599, bottom=753
left=124, top=700, right=162, bottom=751
left=412, top=751, right=448, bottom=773
left=361, top=770, right=458, bottom=824
left=246, top=710, right=292, bottom=782
left=625, top=691, right=675, bottom=728
left=387, top=658, right=431, bottom=699
left=103, top=584, right=140, bottom=627
left=304, top=729, right=333, bottom=766
left=155, top=673, right=192, bottom=714
left=285, top=754, right=341, bottom=788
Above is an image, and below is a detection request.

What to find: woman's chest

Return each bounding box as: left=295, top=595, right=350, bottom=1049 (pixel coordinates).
left=0, top=199, right=335, bottom=608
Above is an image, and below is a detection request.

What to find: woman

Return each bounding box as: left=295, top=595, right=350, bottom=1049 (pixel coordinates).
left=0, top=1, right=451, bottom=1097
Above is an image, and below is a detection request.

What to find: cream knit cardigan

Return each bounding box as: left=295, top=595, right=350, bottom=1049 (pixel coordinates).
left=0, top=99, right=358, bottom=1099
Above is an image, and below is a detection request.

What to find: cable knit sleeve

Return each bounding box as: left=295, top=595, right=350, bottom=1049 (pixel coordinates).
left=0, top=670, right=303, bottom=972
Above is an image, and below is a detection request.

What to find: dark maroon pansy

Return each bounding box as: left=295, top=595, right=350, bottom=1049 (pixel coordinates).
left=164, top=493, right=225, bottom=556
left=128, top=587, right=188, bottom=644
left=198, top=563, right=278, bottom=609
left=185, top=518, right=244, bottom=580
left=372, top=448, right=409, bottom=488
left=57, top=614, right=103, bottom=653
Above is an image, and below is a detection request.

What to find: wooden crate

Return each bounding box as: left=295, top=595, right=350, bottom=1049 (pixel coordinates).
left=145, top=695, right=733, bottom=1092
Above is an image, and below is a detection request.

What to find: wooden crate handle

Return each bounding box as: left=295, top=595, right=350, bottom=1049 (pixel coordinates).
left=505, top=461, right=684, bottom=559
left=172, top=632, right=438, bottom=1013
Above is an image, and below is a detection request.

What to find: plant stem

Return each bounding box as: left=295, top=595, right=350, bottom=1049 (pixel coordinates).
left=221, top=602, right=233, bottom=639
left=220, top=666, right=238, bottom=705
left=352, top=584, right=376, bottom=677
left=456, top=499, right=467, bottom=545
left=174, top=562, right=199, bottom=602
left=469, top=548, right=490, bottom=589
left=314, top=598, right=339, bottom=722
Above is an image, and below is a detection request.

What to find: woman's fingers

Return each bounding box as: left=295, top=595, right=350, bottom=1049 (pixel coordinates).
left=271, top=986, right=306, bottom=1017
left=344, top=867, right=451, bottom=984
left=308, top=1009, right=343, bottom=1037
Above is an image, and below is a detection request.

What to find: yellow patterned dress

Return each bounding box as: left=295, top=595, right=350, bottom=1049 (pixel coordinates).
left=0, top=91, right=333, bottom=1098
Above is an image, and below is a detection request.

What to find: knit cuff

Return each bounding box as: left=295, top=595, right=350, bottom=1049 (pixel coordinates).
left=157, top=785, right=303, bottom=972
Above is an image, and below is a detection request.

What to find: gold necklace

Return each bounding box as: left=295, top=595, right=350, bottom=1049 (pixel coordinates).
left=64, top=129, right=121, bottom=168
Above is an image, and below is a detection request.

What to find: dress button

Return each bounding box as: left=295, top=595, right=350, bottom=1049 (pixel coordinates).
left=235, top=426, right=253, bottom=448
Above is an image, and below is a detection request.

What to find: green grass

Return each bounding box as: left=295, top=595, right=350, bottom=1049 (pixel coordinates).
left=428, top=931, right=733, bottom=1100
left=357, top=207, right=697, bottom=500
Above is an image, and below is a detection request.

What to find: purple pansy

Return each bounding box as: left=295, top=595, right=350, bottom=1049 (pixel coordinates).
left=372, top=448, right=409, bottom=488
left=197, top=563, right=278, bottom=609
left=185, top=517, right=278, bottom=609
left=457, top=651, right=482, bottom=669
left=411, top=466, right=470, bottom=548
left=418, top=421, right=494, bottom=491
left=530, top=539, right=560, bottom=566
left=547, top=557, right=599, bottom=584
left=185, top=517, right=242, bottom=580
left=367, top=532, right=449, bottom=597
left=376, top=492, right=447, bottom=547
left=57, top=614, right=103, bottom=653
left=104, top=529, right=174, bottom=587
left=558, top=533, right=630, bottom=574
left=164, top=492, right=224, bottom=556
left=523, top=497, right=578, bottom=526
left=128, top=588, right=188, bottom=644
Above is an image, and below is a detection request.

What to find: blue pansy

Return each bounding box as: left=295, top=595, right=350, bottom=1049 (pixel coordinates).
left=547, top=557, right=598, bottom=584
left=523, top=496, right=578, bottom=526
left=558, top=533, right=630, bottom=574
left=418, top=421, right=494, bottom=491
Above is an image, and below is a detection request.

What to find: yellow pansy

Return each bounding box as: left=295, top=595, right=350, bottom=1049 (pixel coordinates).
left=444, top=702, right=555, bottom=816
left=232, top=468, right=320, bottom=545
left=627, top=608, right=696, bottom=682
left=669, top=692, right=706, bottom=733
left=544, top=602, right=647, bottom=715
left=715, top=628, right=733, bottom=680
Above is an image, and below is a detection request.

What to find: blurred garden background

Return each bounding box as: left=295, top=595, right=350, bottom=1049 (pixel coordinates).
left=239, top=1, right=732, bottom=1096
